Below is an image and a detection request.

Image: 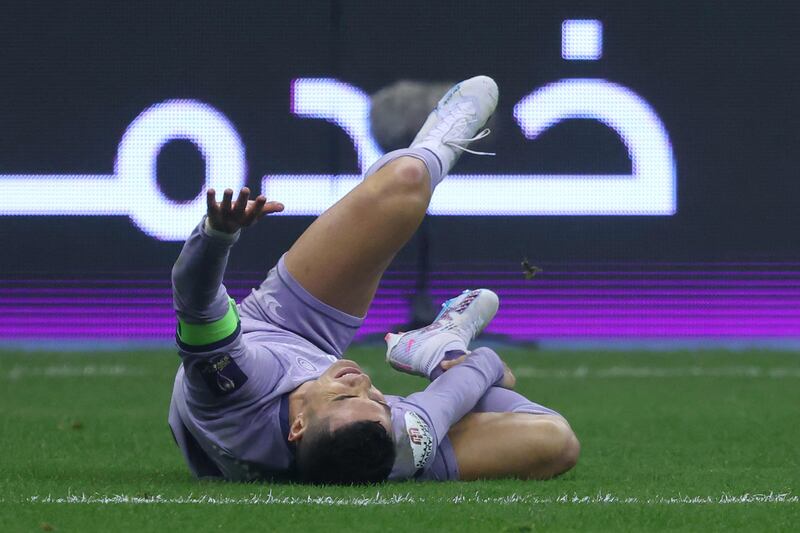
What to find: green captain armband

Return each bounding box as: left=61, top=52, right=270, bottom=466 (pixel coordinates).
left=177, top=298, right=241, bottom=350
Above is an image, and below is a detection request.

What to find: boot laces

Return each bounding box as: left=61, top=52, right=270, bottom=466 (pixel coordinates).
left=444, top=128, right=494, bottom=156
left=428, top=102, right=496, bottom=156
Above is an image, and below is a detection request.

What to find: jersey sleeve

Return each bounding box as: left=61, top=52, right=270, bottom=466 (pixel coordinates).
left=172, top=217, right=239, bottom=327
left=171, top=218, right=282, bottom=400
left=391, top=347, right=505, bottom=478
left=176, top=328, right=285, bottom=409
left=473, top=387, right=562, bottom=417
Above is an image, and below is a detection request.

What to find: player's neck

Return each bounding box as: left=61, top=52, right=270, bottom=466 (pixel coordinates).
left=287, top=380, right=315, bottom=423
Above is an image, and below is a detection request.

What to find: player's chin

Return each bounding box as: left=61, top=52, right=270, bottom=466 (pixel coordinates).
left=322, top=359, right=363, bottom=379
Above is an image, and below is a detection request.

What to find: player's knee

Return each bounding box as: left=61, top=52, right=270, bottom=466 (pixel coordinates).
left=526, top=417, right=580, bottom=478
left=378, top=157, right=430, bottom=202
left=558, top=422, right=581, bottom=473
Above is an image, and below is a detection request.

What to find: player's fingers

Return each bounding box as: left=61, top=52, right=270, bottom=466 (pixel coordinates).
left=243, top=196, right=267, bottom=225
left=233, top=187, right=249, bottom=217
left=261, top=200, right=284, bottom=216
left=252, top=199, right=282, bottom=219
left=501, top=365, right=516, bottom=389
left=221, top=188, right=234, bottom=214
left=206, top=188, right=217, bottom=209
left=506, top=372, right=516, bottom=389
left=440, top=355, right=467, bottom=370
left=256, top=202, right=284, bottom=219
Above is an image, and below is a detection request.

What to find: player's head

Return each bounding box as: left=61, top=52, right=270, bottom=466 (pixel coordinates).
left=288, top=360, right=395, bottom=484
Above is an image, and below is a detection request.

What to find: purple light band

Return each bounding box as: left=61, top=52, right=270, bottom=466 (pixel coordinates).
left=8, top=297, right=800, bottom=305
left=4, top=268, right=800, bottom=341
left=388, top=280, right=800, bottom=287
left=10, top=280, right=800, bottom=292
left=10, top=271, right=800, bottom=281
left=7, top=319, right=800, bottom=328
left=1, top=323, right=799, bottom=339
left=7, top=289, right=800, bottom=299
left=7, top=307, right=800, bottom=316
left=0, top=298, right=171, bottom=305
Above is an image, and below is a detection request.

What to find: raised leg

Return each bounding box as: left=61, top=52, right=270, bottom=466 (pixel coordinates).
left=447, top=413, right=580, bottom=480
left=284, top=156, right=432, bottom=317
left=284, top=75, right=498, bottom=318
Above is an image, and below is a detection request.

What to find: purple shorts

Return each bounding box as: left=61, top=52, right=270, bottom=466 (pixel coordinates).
left=420, top=388, right=560, bottom=481
left=238, top=255, right=364, bottom=357
left=419, top=436, right=460, bottom=481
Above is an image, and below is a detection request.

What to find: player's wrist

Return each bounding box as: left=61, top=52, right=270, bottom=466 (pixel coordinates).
left=203, top=217, right=241, bottom=241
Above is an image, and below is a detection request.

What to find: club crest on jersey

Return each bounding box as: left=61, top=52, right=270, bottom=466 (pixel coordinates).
left=199, top=354, right=248, bottom=396
left=295, top=357, right=317, bottom=373
left=404, top=411, right=433, bottom=470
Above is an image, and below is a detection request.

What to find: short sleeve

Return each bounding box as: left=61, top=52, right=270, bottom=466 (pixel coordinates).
left=390, top=408, right=436, bottom=479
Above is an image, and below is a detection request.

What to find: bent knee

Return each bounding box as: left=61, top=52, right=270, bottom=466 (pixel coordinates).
left=393, top=156, right=429, bottom=188
left=525, top=416, right=580, bottom=479
left=556, top=420, right=580, bottom=474
left=369, top=157, right=430, bottom=201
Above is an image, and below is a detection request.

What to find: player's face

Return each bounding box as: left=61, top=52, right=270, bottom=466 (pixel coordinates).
left=303, top=360, right=392, bottom=432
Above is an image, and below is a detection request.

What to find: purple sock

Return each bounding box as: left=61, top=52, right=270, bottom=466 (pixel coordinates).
left=364, top=148, right=444, bottom=191
left=429, top=349, right=468, bottom=380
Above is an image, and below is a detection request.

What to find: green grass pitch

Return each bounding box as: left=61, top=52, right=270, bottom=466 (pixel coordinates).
left=1, top=347, right=798, bottom=532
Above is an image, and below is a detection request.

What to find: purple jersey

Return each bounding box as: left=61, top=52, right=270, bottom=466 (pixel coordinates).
left=168, top=219, right=353, bottom=480
left=168, top=218, right=558, bottom=482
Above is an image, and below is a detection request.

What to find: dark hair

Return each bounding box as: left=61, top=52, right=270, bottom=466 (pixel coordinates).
left=296, top=419, right=395, bottom=485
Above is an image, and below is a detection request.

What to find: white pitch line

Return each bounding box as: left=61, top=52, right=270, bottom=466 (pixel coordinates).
left=513, top=366, right=800, bottom=379
left=21, top=491, right=799, bottom=506
left=6, top=364, right=146, bottom=380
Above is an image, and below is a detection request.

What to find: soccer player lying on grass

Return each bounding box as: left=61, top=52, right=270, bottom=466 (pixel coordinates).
left=168, top=76, right=579, bottom=484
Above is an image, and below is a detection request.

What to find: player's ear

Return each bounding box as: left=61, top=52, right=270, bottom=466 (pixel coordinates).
left=287, top=413, right=306, bottom=442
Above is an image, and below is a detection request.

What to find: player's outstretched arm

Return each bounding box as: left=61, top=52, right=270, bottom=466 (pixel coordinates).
left=172, top=187, right=283, bottom=335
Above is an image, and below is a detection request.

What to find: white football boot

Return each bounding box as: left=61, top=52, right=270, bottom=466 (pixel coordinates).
left=410, top=75, right=499, bottom=175
left=385, top=289, right=499, bottom=378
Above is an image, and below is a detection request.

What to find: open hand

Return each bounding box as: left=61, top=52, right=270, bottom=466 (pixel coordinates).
left=206, top=187, right=284, bottom=233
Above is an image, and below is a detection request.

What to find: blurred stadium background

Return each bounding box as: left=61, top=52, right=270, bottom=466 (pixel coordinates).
left=1, top=1, right=798, bottom=531
left=1, top=1, right=799, bottom=347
